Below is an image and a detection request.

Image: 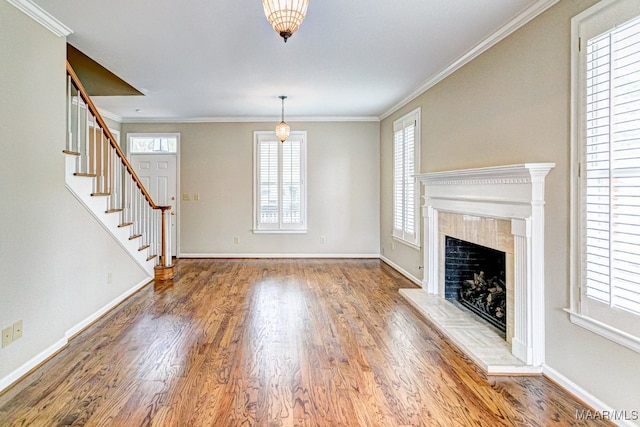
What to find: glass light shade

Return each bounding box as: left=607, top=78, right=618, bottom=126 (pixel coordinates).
left=262, top=0, right=310, bottom=42
left=275, top=121, right=290, bottom=142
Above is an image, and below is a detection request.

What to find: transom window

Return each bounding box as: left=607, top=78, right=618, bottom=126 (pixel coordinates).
left=128, top=133, right=178, bottom=154
left=253, top=131, right=307, bottom=233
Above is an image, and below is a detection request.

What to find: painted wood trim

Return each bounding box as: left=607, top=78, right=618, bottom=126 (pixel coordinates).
left=6, top=0, right=72, bottom=37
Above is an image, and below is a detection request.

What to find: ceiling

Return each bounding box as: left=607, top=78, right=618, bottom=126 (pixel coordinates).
left=32, top=0, right=554, bottom=122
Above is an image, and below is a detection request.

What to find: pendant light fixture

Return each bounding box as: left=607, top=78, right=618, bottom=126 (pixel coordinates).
left=275, top=95, right=290, bottom=142
left=262, top=0, right=310, bottom=43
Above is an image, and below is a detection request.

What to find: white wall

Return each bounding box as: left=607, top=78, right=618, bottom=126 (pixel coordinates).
left=122, top=121, right=380, bottom=256
left=0, top=2, right=149, bottom=389
left=380, top=0, right=640, bottom=416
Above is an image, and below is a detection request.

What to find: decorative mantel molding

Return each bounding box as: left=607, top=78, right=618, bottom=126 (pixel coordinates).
left=417, top=163, right=556, bottom=186
left=416, top=163, right=554, bottom=368
left=418, top=163, right=555, bottom=216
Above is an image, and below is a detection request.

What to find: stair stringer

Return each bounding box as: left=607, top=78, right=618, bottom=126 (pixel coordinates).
left=64, top=155, right=156, bottom=276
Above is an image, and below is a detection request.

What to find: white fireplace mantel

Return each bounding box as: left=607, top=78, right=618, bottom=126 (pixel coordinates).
left=416, top=163, right=554, bottom=368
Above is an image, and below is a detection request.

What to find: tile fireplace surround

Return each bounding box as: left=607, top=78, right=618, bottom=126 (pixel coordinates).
left=400, top=163, right=554, bottom=375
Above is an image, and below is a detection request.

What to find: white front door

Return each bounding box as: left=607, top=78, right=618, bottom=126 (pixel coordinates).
left=130, top=154, right=178, bottom=257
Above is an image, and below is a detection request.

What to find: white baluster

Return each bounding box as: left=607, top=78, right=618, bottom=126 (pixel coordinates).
left=99, top=131, right=105, bottom=194
left=83, top=104, right=89, bottom=175
left=66, top=76, right=72, bottom=152
left=91, top=118, right=96, bottom=176
left=165, top=209, right=171, bottom=267
left=75, top=90, right=81, bottom=171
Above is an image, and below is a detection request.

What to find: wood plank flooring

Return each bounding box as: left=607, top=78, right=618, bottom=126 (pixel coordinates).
left=0, top=259, right=611, bottom=426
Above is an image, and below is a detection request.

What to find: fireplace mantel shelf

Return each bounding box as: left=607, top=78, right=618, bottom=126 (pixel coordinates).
left=402, top=162, right=554, bottom=374
left=417, top=163, right=556, bottom=185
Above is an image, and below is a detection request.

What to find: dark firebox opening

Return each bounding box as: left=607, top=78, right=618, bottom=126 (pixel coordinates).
left=444, top=236, right=506, bottom=333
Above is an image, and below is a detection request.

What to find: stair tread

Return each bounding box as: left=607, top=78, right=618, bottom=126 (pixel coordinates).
left=129, top=234, right=142, bottom=240
left=75, top=173, right=97, bottom=177
left=146, top=255, right=157, bottom=261
left=63, top=150, right=80, bottom=156
left=118, top=222, right=134, bottom=228
left=138, top=245, right=150, bottom=251
left=91, top=192, right=110, bottom=196
left=105, top=209, right=123, bottom=213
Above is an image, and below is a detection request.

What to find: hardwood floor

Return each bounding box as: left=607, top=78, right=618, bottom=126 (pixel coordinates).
left=0, top=259, right=610, bottom=426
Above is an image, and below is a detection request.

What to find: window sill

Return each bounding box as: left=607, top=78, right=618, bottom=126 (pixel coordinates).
left=564, top=308, right=640, bottom=354
left=252, top=229, right=308, bottom=234
left=392, top=235, right=421, bottom=251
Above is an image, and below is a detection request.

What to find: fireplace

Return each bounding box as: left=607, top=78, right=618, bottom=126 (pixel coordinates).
left=444, top=236, right=506, bottom=333
left=400, top=163, right=554, bottom=372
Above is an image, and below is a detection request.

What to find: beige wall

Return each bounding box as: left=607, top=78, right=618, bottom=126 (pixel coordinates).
left=380, top=0, right=640, bottom=413
left=0, top=2, right=148, bottom=385
left=122, top=121, right=380, bottom=256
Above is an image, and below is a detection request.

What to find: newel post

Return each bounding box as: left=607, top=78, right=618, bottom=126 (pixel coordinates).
left=154, top=206, right=175, bottom=280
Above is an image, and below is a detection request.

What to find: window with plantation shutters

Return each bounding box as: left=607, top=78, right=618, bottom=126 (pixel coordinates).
left=254, top=131, right=306, bottom=232
left=392, top=109, right=420, bottom=248
left=570, top=0, right=640, bottom=352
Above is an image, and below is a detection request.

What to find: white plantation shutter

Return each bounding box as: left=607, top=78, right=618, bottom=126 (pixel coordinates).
left=282, top=139, right=302, bottom=225
left=393, top=109, right=420, bottom=246
left=259, top=139, right=279, bottom=225
left=393, top=129, right=405, bottom=232
left=254, top=131, right=306, bottom=231
left=573, top=1, right=640, bottom=346
left=404, top=124, right=416, bottom=236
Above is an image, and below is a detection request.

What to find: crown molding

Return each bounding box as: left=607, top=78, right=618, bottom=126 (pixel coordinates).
left=7, top=0, right=72, bottom=37
left=379, top=0, right=560, bottom=120
left=97, top=108, right=123, bottom=123
left=120, top=115, right=380, bottom=124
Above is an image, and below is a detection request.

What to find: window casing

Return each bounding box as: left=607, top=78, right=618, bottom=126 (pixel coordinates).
left=570, top=0, right=640, bottom=352
left=253, top=131, right=307, bottom=233
left=393, top=108, right=421, bottom=248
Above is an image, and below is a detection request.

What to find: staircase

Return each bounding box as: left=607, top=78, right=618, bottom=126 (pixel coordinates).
left=63, top=62, right=174, bottom=280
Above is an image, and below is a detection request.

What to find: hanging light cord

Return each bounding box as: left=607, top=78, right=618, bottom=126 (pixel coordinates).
left=280, top=96, right=286, bottom=121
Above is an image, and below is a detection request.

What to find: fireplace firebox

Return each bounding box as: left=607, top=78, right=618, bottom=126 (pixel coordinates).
left=444, top=236, right=506, bottom=333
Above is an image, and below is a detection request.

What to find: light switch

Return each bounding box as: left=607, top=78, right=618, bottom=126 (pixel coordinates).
left=182, top=193, right=190, bottom=201
left=194, top=193, right=200, bottom=201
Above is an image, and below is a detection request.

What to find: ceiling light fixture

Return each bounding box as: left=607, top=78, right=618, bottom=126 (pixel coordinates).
left=275, top=95, right=290, bottom=142
left=262, top=0, right=309, bottom=43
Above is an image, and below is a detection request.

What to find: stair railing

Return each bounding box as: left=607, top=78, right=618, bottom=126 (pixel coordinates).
left=63, top=61, right=172, bottom=272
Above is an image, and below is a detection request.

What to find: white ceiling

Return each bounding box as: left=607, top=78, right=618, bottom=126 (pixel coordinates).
left=31, top=0, right=555, bottom=122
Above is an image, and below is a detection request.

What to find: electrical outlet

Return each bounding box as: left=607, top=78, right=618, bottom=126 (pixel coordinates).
left=107, top=272, right=113, bottom=284
left=2, top=326, right=13, bottom=348
left=391, top=242, right=396, bottom=250
left=12, top=320, right=23, bottom=340
left=233, top=236, right=239, bottom=244
left=320, top=236, right=326, bottom=244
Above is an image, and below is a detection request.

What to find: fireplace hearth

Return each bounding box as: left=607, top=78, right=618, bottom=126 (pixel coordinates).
left=444, top=236, right=506, bottom=333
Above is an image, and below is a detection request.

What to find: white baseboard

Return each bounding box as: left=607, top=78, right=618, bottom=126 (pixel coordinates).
left=180, top=253, right=380, bottom=259
left=0, top=277, right=152, bottom=395
left=0, top=337, right=67, bottom=393
left=65, top=277, right=152, bottom=339
left=379, top=255, right=422, bottom=286
left=543, top=364, right=639, bottom=427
